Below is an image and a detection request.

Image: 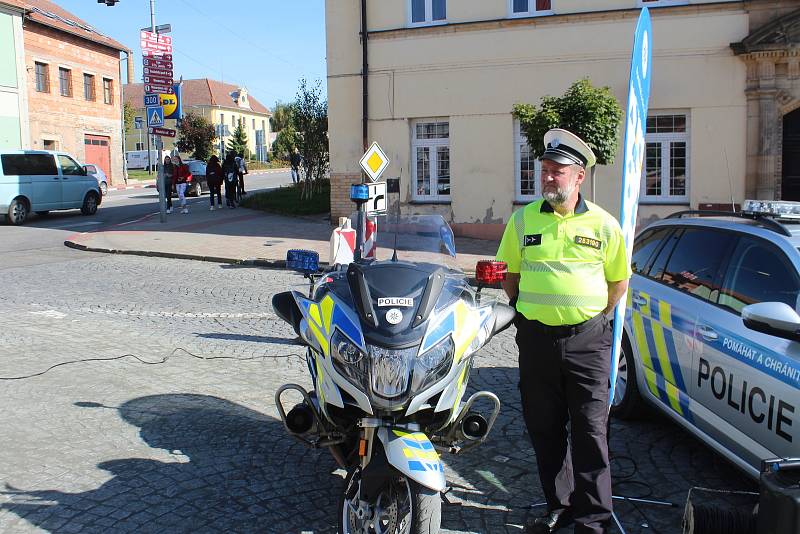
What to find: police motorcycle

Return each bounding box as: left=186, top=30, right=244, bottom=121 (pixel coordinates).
left=272, top=186, right=515, bottom=533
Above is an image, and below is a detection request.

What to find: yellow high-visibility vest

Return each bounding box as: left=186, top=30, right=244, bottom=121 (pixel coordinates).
left=496, top=196, right=631, bottom=326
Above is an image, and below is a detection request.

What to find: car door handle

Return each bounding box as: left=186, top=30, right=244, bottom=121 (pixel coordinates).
left=53, top=177, right=60, bottom=180
left=698, top=325, right=719, bottom=341
left=632, top=296, right=647, bottom=306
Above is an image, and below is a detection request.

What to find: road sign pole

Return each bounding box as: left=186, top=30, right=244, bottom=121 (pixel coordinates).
left=149, top=0, right=167, bottom=223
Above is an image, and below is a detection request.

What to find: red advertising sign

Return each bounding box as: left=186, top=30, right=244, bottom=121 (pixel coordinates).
left=143, top=66, right=173, bottom=78
left=148, top=127, right=176, bottom=137
left=145, top=83, right=173, bottom=95
left=144, top=75, right=173, bottom=86
left=143, top=57, right=173, bottom=70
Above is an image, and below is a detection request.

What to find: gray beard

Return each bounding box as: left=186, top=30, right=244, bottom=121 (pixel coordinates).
left=543, top=183, right=575, bottom=206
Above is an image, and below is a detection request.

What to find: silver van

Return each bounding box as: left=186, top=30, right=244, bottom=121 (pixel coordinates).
left=0, top=150, right=102, bottom=225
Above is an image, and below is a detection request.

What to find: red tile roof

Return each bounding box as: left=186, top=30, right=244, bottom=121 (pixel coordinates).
left=0, top=0, right=27, bottom=10
left=125, top=79, right=271, bottom=115
left=23, top=0, right=128, bottom=52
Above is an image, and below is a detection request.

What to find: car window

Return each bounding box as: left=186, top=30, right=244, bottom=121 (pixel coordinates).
left=661, top=228, right=737, bottom=302
left=188, top=162, right=205, bottom=173
left=58, top=155, right=84, bottom=176
left=631, top=227, right=671, bottom=275
left=1, top=154, right=57, bottom=175
left=718, top=237, right=800, bottom=314
left=648, top=229, right=681, bottom=280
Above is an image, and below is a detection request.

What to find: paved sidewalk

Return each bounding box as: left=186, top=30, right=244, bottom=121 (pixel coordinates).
left=64, top=202, right=497, bottom=273
left=110, top=169, right=290, bottom=192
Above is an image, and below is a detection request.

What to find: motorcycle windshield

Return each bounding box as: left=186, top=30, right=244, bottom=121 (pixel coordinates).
left=352, top=213, right=461, bottom=272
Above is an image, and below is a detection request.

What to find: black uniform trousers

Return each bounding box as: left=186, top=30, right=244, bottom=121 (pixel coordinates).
left=516, top=312, right=613, bottom=534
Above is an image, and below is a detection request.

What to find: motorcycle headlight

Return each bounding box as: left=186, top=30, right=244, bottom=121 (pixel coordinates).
left=411, top=336, right=455, bottom=393
left=369, top=345, right=416, bottom=399
left=331, top=329, right=368, bottom=388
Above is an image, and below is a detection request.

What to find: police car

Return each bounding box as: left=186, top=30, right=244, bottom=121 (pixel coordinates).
left=613, top=200, right=799, bottom=478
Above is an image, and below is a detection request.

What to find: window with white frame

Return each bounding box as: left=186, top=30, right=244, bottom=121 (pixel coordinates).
left=412, top=120, right=450, bottom=201
left=510, top=0, right=552, bottom=17
left=410, top=0, right=446, bottom=25
left=641, top=113, right=689, bottom=203
left=515, top=120, right=541, bottom=201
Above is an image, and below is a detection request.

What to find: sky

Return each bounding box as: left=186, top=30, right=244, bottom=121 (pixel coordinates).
left=54, top=0, right=328, bottom=110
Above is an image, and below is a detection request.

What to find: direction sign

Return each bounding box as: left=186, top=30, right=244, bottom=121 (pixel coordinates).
left=140, top=30, right=172, bottom=44
left=143, top=66, right=172, bottom=78
left=144, top=75, right=172, bottom=86
left=143, top=94, right=159, bottom=106
left=145, top=83, right=173, bottom=95
left=143, top=57, right=173, bottom=70
left=134, top=116, right=143, bottom=130
left=359, top=142, right=390, bottom=183
left=146, top=106, right=164, bottom=128
left=366, top=182, right=387, bottom=215
left=141, top=51, right=173, bottom=60
left=148, top=127, right=176, bottom=138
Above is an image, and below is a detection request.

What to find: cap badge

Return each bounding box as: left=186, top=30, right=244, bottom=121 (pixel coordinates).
left=551, top=139, right=560, bottom=148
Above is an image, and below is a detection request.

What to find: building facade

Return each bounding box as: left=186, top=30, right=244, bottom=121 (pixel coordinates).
left=326, top=0, right=800, bottom=237
left=0, top=0, right=28, bottom=149
left=124, top=79, right=271, bottom=160
left=23, top=0, right=127, bottom=185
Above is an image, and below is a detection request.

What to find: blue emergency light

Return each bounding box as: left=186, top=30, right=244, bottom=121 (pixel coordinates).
left=286, top=249, right=320, bottom=274
left=350, top=184, right=369, bottom=201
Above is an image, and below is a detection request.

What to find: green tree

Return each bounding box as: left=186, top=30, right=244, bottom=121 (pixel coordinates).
left=512, top=78, right=623, bottom=200
left=175, top=112, right=215, bottom=161
left=123, top=101, right=137, bottom=134
left=291, top=78, right=328, bottom=198
left=270, top=101, right=294, bottom=132
left=227, top=122, right=249, bottom=158
left=271, top=124, right=298, bottom=161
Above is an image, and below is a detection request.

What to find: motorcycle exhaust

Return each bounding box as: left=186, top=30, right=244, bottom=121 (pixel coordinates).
left=460, top=413, right=489, bottom=440
left=286, top=403, right=316, bottom=434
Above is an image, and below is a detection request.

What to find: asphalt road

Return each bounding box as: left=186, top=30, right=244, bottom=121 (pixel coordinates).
left=0, top=171, right=293, bottom=270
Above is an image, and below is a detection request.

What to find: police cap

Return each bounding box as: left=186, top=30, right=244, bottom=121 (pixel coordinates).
left=541, top=128, right=597, bottom=168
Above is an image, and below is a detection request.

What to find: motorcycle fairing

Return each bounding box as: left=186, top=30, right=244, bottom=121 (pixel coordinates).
left=377, top=427, right=446, bottom=492
left=419, top=300, right=494, bottom=362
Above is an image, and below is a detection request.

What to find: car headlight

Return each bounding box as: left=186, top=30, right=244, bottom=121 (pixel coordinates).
left=331, top=329, right=368, bottom=388
left=411, top=336, right=455, bottom=393
left=369, top=345, right=416, bottom=399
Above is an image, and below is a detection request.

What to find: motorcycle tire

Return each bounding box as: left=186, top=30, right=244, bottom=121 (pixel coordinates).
left=339, top=466, right=441, bottom=534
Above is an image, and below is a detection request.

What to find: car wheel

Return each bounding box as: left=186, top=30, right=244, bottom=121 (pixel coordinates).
left=36, top=211, right=50, bottom=216
left=81, top=192, right=99, bottom=216
left=7, top=198, right=28, bottom=225
left=193, top=182, right=203, bottom=197
left=610, top=335, right=647, bottom=419
left=100, top=181, right=108, bottom=196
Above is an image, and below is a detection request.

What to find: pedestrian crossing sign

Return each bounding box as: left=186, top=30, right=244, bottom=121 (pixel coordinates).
left=359, top=142, right=389, bottom=183
left=146, top=106, right=165, bottom=128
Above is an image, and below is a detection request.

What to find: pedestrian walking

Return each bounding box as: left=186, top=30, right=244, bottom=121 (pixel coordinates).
left=162, top=155, right=175, bottom=213
left=223, top=152, right=238, bottom=209
left=290, top=147, right=303, bottom=185
left=206, top=155, right=223, bottom=211
left=495, top=129, right=631, bottom=534
left=174, top=155, right=192, bottom=214
left=235, top=153, right=248, bottom=196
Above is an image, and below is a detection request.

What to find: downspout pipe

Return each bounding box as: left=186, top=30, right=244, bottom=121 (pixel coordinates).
left=119, top=49, right=129, bottom=184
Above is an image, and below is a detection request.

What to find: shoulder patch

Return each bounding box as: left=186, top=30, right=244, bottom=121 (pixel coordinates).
left=524, top=234, right=542, bottom=246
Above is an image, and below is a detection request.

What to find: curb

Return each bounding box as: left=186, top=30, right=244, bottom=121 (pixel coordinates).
left=111, top=183, right=156, bottom=191
left=63, top=238, right=331, bottom=271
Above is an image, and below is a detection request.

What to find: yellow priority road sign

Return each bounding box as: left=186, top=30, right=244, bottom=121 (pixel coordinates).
left=359, top=142, right=390, bottom=183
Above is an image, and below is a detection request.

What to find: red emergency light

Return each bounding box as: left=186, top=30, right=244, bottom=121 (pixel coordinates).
left=475, top=260, right=507, bottom=285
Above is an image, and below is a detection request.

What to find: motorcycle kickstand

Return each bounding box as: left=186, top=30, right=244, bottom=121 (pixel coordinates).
left=440, top=486, right=460, bottom=507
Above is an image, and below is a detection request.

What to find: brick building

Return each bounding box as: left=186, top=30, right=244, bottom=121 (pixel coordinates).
left=23, top=0, right=129, bottom=185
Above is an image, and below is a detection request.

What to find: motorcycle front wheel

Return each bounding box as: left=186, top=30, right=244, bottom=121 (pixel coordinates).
left=339, top=466, right=441, bottom=534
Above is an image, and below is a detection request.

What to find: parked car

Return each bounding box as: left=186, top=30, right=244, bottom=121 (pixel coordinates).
left=614, top=201, right=800, bottom=478
left=0, top=150, right=102, bottom=225
left=183, top=160, right=207, bottom=197
left=83, top=164, right=108, bottom=196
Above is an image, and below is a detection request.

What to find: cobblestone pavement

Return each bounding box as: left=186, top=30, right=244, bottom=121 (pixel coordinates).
left=0, top=253, right=755, bottom=533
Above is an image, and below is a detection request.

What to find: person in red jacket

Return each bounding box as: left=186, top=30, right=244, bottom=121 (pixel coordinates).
left=173, top=155, right=192, bottom=214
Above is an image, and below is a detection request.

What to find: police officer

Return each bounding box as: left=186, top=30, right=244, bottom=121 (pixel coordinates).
left=496, top=129, right=631, bottom=534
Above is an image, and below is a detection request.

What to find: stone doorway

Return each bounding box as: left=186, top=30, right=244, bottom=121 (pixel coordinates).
left=782, top=109, right=800, bottom=201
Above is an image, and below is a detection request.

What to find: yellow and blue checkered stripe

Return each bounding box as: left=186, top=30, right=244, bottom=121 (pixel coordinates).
left=629, top=291, right=693, bottom=424
left=392, top=430, right=443, bottom=473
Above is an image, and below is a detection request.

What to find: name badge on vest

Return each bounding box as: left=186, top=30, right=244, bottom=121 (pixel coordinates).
left=524, top=234, right=542, bottom=246
left=574, top=235, right=602, bottom=250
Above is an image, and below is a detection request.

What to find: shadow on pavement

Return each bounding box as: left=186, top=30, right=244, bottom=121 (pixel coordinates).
left=194, top=333, right=301, bottom=345
left=0, top=394, right=342, bottom=533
